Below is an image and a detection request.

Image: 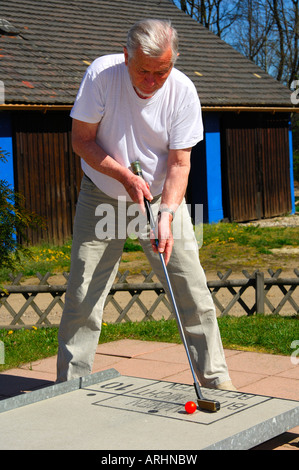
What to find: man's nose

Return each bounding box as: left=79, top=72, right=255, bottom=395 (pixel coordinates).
left=145, top=73, right=156, bottom=85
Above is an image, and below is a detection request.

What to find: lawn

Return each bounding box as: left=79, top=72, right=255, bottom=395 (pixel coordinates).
left=0, top=222, right=298, bottom=371
left=0, top=222, right=298, bottom=282
left=0, top=315, right=298, bottom=372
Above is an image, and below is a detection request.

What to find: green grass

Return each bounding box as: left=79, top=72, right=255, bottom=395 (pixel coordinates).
left=0, top=238, right=143, bottom=283
left=218, top=315, right=299, bottom=355
left=0, top=326, right=59, bottom=372
left=0, top=315, right=298, bottom=372
left=0, top=223, right=298, bottom=282
left=0, top=223, right=298, bottom=371
left=199, top=223, right=299, bottom=270
left=202, top=223, right=299, bottom=252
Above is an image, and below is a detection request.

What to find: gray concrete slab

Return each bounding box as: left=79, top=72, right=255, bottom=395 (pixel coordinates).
left=0, top=369, right=298, bottom=450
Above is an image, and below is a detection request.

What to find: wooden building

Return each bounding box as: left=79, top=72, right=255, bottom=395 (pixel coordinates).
left=0, top=0, right=297, bottom=244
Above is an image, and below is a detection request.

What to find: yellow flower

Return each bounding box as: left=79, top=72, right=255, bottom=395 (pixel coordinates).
left=32, top=326, right=38, bottom=331
left=8, top=330, right=13, bottom=335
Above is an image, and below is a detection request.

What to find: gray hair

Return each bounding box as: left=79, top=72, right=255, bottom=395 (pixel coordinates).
left=126, top=19, right=179, bottom=64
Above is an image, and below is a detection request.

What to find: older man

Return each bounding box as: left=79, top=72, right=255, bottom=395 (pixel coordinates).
left=57, top=19, right=235, bottom=391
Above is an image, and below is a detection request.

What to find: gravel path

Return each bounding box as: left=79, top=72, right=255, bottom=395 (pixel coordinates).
left=240, top=214, right=299, bottom=227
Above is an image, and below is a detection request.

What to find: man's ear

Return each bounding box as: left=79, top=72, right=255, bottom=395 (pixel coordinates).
left=123, top=46, right=129, bottom=65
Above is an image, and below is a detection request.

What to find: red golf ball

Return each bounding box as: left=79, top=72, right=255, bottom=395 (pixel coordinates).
left=185, top=401, right=197, bottom=414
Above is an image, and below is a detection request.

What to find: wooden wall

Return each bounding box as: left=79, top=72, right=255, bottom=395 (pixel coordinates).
left=221, top=113, right=292, bottom=222
left=12, top=111, right=82, bottom=244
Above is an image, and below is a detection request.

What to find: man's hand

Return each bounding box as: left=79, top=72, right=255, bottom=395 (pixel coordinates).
left=153, top=147, right=191, bottom=264
left=150, top=211, right=174, bottom=265
left=122, top=172, right=153, bottom=214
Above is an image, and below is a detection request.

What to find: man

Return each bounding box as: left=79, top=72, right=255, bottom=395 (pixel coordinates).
left=57, top=19, right=235, bottom=390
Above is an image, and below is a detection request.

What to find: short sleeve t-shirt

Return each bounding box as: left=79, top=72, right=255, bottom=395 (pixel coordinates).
left=70, top=54, right=203, bottom=199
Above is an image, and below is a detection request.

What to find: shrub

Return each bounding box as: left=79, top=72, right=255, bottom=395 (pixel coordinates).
left=0, top=149, right=45, bottom=272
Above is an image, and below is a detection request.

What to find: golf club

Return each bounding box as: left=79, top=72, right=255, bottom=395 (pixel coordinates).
left=131, top=161, right=220, bottom=412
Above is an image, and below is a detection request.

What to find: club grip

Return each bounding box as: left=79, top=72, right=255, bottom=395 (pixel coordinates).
left=131, top=161, right=143, bottom=178
left=131, top=161, right=158, bottom=246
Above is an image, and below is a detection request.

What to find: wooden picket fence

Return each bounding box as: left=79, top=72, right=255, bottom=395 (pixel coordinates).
left=0, top=268, right=298, bottom=329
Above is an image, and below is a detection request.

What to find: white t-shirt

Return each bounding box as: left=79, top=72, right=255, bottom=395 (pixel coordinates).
left=70, top=54, right=203, bottom=199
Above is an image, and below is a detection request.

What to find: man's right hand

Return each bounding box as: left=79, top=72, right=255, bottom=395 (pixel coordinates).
left=123, top=172, right=153, bottom=214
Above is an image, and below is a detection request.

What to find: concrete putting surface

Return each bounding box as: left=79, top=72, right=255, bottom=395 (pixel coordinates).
left=0, top=368, right=298, bottom=450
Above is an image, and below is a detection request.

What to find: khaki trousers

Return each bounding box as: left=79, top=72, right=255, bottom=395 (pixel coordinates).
left=56, top=175, right=231, bottom=387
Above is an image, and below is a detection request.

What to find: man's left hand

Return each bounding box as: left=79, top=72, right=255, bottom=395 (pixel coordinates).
left=150, top=211, right=174, bottom=265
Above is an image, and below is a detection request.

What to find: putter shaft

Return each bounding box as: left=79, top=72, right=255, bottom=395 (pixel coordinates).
left=131, top=161, right=220, bottom=412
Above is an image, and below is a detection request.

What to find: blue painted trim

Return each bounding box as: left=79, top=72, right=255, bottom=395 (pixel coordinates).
left=203, top=113, right=223, bottom=223
left=0, top=113, right=14, bottom=188
left=289, top=118, right=295, bottom=215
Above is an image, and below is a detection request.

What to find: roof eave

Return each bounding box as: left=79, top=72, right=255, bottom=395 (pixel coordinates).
left=0, top=104, right=298, bottom=113
left=0, top=104, right=73, bottom=111
left=202, top=105, right=299, bottom=113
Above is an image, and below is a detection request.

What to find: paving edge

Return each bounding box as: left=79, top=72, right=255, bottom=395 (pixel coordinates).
left=0, top=368, right=120, bottom=414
